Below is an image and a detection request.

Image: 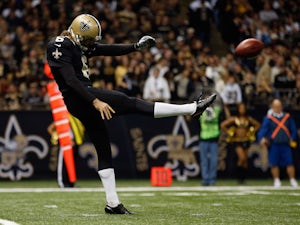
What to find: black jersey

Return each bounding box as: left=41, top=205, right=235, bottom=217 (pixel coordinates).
left=46, top=35, right=136, bottom=103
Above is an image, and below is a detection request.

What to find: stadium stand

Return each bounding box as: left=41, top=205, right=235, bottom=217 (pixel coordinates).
left=0, top=0, right=299, bottom=111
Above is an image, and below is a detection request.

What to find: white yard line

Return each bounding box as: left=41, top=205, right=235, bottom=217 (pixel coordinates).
left=0, top=186, right=298, bottom=193
left=0, top=219, right=21, bottom=225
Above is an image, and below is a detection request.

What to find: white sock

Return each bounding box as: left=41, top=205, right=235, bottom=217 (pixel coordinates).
left=98, top=168, right=120, bottom=207
left=154, top=102, right=197, bottom=118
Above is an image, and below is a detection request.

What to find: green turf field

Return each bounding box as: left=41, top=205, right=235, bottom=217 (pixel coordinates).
left=0, top=179, right=299, bottom=225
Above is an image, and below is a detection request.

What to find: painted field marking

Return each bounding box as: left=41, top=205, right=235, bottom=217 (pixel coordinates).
left=82, top=214, right=100, bottom=217
left=44, top=205, right=58, bottom=208
left=0, top=186, right=298, bottom=193
left=0, top=218, right=20, bottom=225
left=212, top=203, right=223, bottom=206
left=129, top=204, right=141, bottom=208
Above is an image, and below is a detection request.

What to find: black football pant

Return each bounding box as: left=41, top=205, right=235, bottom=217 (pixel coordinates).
left=63, top=87, right=154, bottom=170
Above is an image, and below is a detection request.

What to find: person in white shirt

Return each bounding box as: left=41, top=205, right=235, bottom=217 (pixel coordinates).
left=259, top=2, right=278, bottom=24
left=143, top=66, right=171, bottom=102
left=221, top=73, right=242, bottom=117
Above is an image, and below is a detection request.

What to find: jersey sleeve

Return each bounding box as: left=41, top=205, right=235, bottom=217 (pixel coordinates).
left=88, top=43, right=136, bottom=57
left=47, top=36, right=74, bottom=68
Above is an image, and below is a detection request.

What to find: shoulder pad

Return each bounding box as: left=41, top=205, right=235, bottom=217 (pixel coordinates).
left=47, top=36, right=75, bottom=67
left=48, top=36, right=74, bottom=48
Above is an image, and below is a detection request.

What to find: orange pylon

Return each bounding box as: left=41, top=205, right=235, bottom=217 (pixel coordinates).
left=45, top=62, right=77, bottom=183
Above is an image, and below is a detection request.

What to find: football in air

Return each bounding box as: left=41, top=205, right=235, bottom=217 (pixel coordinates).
left=235, top=38, right=264, bottom=58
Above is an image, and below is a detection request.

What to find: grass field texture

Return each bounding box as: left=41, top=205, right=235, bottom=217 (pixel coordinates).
left=0, top=179, right=299, bottom=225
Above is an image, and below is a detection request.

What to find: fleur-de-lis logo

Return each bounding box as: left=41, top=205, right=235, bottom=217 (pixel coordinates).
left=80, top=21, right=90, bottom=31
left=148, top=116, right=199, bottom=181
left=0, top=115, right=49, bottom=180
left=52, top=48, right=62, bottom=59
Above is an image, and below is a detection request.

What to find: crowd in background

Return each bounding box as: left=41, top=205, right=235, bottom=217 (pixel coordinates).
left=0, top=0, right=299, bottom=113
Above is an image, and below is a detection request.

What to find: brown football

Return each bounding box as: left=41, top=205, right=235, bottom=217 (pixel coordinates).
left=235, top=38, right=264, bottom=58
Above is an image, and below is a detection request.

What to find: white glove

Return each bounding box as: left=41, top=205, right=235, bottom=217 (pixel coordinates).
left=135, top=35, right=156, bottom=50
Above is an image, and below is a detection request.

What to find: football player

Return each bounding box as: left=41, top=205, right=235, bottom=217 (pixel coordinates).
left=47, top=14, right=216, bottom=214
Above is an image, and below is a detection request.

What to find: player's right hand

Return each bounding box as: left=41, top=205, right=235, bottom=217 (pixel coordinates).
left=93, top=98, right=115, bottom=120
left=135, top=36, right=156, bottom=50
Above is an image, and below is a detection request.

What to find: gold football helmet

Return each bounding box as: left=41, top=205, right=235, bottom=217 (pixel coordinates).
left=68, top=14, right=102, bottom=51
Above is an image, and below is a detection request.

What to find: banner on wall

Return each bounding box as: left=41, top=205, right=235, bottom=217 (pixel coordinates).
left=0, top=110, right=299, bottom=181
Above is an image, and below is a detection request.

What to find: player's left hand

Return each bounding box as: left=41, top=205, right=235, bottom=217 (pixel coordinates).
left=135, top=36, right=156, bottom=50
left=93, top=98, right=115, bottom=120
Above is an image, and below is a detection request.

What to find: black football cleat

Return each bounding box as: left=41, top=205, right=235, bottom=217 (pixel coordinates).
left=105, top=204, right=132, bottom=214
left=192, top=93, right=217, bottom=119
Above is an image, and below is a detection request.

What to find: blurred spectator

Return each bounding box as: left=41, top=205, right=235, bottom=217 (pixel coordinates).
left=256, top=24, right=272, bottom=45
left=190, top=37, right=203, bottom=57
left=99, top=56, right=116, bottom=87
left=117, top=2, right=137, bottom=34
left=171, top=50, right=188, bottom=76
left=155, top=10, right=173, bottom=41
left=174, top=69, right=193, bottom=101
left=205, top=55, right=222, bottom=85
left=143, top=66, right=171, bottom=102
left=217, top=2, right=240, bottom=46
left=115, top=55, right=129, bottom=88
left=220, top=72, right=242, bottom=117
left=255, top=55, right=272, bottom=87
left=273, top=66, right=296, bottom=102
left=0, top=34, right=16, bottom=68
left=296, top=71, right=300, bottom=108
left=232, top=63, right=246, bottom=83
left=150, top=55, right=169, bottom=78
left=88, top=57, right=101, bottom=82
left=188, top=0, right=213, bottom=44
left=116, top=63, right=144, bottom=97
left=259, top=2, right=278, bottom=24
left=198, top=67, right=214, bottom=90
left=0, top=93, right=6, bottom=110
left=4, top=83, right=22, bottom=110
left=241, top=70, right=256, bottom=108
left=0, top=57, right=9, bottom=79
left=256, top=78, right=273, bottom=109
left=270, top=54, right=285, bottom=84
left=255, top=55, right=273, bottom=106
left=115, top=71, right=133, bottom=96
left=189, top=67, right=214, bottom=101
left=23, top=81, right=44, bottom=110
left=130, top=64, right=145, bottom=98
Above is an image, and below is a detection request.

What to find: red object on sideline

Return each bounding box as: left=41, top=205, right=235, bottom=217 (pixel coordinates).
left=151, top=167, right=172, bottom=186
left=44, top=61, right=54, bottom=79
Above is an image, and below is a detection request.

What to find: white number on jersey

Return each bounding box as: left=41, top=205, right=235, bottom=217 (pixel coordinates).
left=81, top=55, right=90, bottom=79
left=55, top=36, right=65, bottom=43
